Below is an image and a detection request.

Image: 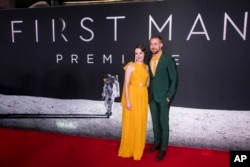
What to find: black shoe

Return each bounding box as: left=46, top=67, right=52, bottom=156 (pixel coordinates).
left=155, top=151, right=166, bottom=161
left=146, top=145, right=160, bottom=153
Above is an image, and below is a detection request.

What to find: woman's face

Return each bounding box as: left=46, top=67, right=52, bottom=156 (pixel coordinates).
left=135, top=48, right=145, bottom=63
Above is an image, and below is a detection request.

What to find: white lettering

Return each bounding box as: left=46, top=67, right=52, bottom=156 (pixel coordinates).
left=52, top=19, right=55, bottom=42
left=87, top=54, right=94, bottom=64
left=106, top=16, right=126, bottom=41
left=187, top=13, right=210, bottom=40
left=56, top=54, right=63, bottom=63
left=52, top=18, right=68, bottom=42
left=103, top=54, right=112, bottom=64
left=234, top=155, right=241, bottom=162
left=122, top=54, right=124, bottom=64
left=80, top=17, right=94, bottom=42
left=172, top=55, right=180, bottom=66
left=223, top=12, right=248, bottom=40
left=55, top=53, right=127, bottom=64
left=60, top=18, right=68, bottom=42
left=71, top=54, right=78, bottom=63
left=234, top=155, right=247, bottom=162
left=241, top=155, right=247, bottom=162
left=11, top=20, right=23, bottom=43
left=35, top=20, right=38, bottom=42
left=149, top=15, right=172, bottom=40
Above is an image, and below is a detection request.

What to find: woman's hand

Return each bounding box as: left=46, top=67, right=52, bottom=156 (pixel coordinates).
left=126, top=101, right=132, bottom=110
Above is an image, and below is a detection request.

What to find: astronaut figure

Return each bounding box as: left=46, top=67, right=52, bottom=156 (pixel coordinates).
left=102, top=74, right=120, bottom=118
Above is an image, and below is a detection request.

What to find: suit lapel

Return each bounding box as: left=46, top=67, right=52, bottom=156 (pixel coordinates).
left=154, top=54, right=164, bottom=76
left=149, top=63, right=154, bottom=77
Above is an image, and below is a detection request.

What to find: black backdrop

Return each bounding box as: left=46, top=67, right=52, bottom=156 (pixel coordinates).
left=0, top=0, right=250, bottom=110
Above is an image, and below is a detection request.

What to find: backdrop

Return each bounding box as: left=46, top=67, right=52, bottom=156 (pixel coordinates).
left=0, top=0, right=249, bottom=110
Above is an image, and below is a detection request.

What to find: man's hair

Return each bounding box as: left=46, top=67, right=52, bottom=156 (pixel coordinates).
left=150, top=35, right=163, bottom=43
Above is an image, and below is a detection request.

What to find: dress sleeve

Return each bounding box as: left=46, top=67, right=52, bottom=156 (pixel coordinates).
left=123, top=61, right=133, bottom=71
left=121, top=61, right=133, bottom=107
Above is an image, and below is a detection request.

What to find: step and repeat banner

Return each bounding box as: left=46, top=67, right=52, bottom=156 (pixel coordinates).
left=0, top=0, right=249, bottom=110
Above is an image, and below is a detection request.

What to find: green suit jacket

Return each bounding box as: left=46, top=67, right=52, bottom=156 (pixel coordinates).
left=149, top=53, right=178, bottom=102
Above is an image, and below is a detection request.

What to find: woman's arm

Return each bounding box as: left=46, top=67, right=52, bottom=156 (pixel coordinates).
left=124, top=64, right=134, bottom=110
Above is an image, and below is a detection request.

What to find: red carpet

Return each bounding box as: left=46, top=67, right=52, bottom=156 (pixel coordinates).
left=0, top=128, right=229, bottom=167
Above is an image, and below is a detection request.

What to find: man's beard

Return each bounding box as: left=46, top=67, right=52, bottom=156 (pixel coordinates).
left=150, top=48, right=160, bottom=54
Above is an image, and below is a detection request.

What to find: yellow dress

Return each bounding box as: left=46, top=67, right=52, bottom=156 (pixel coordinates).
left=118, top=61, right=149, bottom=160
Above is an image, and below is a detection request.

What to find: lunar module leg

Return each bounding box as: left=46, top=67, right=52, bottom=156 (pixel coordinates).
left=104, top=97, right=114, bottom=118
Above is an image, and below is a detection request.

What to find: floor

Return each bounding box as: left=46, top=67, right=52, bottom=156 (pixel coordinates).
left=0, top=94, right=250, bottom=151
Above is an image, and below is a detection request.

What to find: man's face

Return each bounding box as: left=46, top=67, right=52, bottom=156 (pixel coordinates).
left=149, top=38, right=163, bottom=54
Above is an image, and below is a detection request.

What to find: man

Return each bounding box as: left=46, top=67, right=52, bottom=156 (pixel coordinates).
left=147, top=36, right=178, bottom=161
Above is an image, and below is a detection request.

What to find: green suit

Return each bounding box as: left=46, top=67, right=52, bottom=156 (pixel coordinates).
left=148, top=53, right=178, bottom=151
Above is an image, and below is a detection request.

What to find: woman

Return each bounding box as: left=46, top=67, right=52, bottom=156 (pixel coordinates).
left=118, top=44, right=149, bottom=160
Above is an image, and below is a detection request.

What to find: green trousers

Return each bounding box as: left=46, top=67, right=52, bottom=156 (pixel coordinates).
left=149, top=98, right=170, bottom=151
